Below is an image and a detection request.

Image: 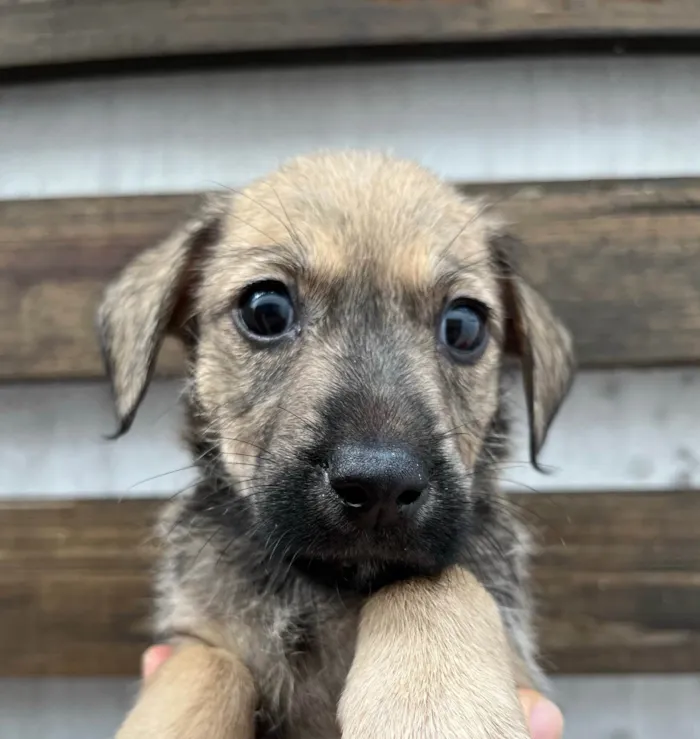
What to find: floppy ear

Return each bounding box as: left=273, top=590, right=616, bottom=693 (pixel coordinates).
left=491, top=233, right=575, bottom=471
left=96, top=196, right=224, bottom=438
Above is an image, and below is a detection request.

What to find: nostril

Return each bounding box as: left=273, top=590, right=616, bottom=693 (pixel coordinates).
left=334, top=482, right=372, bottom=509
left=327, top=443, right=429, bottom=521
left=396, top=489, right=423, bottom=507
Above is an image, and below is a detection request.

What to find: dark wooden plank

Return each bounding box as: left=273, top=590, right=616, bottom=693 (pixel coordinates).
left=0, top=499, right=159, bottom=677
left=1, top=492, right=699, bottom=677
left=533, top=491, right=700, bottom=673
left=462, top=179, right=700, bottom=371
left=3, top=178, right=700, bottom=380
left=0, top=194, right=192, bottom=381
left=1, top=0, right=700, bottom=72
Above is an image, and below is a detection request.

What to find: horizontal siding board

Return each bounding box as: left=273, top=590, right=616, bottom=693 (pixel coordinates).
left=3, top=369, right=700, bottom=499
left=3, top=675, right=700, bottom=739
left=2, top=179, right=700, bottom=380
left=2, top=0, right=700, bottom=72
left=2, top=492, right=699, bottom=676
left=5, top=57, right=700, bottom=200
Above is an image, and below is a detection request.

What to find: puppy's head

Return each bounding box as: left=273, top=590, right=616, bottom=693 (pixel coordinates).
left=98, top=151, right=574, bottom=590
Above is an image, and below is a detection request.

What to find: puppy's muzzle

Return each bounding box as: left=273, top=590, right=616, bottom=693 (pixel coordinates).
left=327, top=442, right=429, bottom=529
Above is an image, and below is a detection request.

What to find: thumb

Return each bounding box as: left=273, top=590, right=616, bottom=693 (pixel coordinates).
left=141, top=644, right=174, bottom=683
left=519, top=689, right=564, bottom=739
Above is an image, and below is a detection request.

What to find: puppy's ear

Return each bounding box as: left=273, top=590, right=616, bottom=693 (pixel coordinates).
left=97, top=196, right=224, bottom=437
left=491, top=233, right=575, bottom=470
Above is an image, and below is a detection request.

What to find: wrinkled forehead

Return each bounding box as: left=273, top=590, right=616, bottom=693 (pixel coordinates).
left=201, top=158, right=501, bottom=314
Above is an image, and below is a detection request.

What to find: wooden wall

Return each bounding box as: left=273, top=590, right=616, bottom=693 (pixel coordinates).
left=3, top=1, right=700, bottom=72
left=2, top=2, right=700, bottom=737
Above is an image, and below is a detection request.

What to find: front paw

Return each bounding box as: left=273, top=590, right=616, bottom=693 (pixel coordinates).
left=338, top=663, right=529, bottom=739
left=338, top=567, right=530, bottom=739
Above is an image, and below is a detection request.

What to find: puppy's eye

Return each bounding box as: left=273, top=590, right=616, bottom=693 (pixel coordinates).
left=439, top=300, right=489, bottom=362
left=238, top=281, right=295, bottom=339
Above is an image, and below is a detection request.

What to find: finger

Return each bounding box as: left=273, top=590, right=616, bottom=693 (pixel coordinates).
left=141, top=644, right=174, bottom=682
left=519, top=689, right=564, bottom=739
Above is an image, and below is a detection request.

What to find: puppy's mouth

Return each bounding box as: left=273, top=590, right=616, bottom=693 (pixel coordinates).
left=253, top=443, right=470, bottom=592
left=290, top=554, right=432, bottom=594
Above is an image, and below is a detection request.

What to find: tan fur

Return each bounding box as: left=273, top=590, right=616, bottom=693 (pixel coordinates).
left=116, top=642, right=257, bottom=739
left=340, top=566, right=529, bottom=739
left=189, top=153, right=506, bottom=490
left=98, top=150, right=575, bottom=739
left=151, top=501, right=359, bottom=739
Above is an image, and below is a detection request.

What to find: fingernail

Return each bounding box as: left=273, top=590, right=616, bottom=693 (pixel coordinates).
left=528, top=697, right=564, bottom=739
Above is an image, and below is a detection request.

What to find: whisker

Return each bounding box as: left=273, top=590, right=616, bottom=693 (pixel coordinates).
left=214, top=182, right=307, bottom=252
left=128, top=464, right=198, bottom=490
left=268, top=182, right=306, bottom=250
left=217, top=436, right=277, bottom=460
left=193, top=528, right=221, bottom=567
left=483, top=495, right=562, bottom=534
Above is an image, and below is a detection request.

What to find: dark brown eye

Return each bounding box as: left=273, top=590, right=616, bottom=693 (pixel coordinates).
left=439, top=299, right=489, bottom=363
left=238, top=281, right=295, bottom=340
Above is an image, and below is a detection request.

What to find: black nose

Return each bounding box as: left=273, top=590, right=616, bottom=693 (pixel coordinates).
left=328, top=443, right=429, bottom=528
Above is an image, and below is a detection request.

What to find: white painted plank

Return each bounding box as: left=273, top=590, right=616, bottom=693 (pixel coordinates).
left=3, top=56, right=700, bottom=199
left=1, top=675, right=698, bottom=739
left=0, top=678, right=136, bottom=739
left=506, top=368, right=700, bottom=494
left=554, top=675, right=700, bottom=739
left=1, top=369, right=698, bottom=497
left=0, top=380, right=192, bottom=497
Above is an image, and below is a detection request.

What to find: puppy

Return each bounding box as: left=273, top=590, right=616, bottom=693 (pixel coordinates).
left=99, top=150, right=574, bottom=738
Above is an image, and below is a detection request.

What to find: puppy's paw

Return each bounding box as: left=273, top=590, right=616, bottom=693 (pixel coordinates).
left=115, top=643, right=256, bottom=739
left=339, top=566, right=530, bottom=739
left=339, top=674, right=528, bottom=739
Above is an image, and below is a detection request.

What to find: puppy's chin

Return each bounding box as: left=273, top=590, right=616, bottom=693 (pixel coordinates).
left=291, top=556, right=436, bottom=594
left=255, top=461, right=471, bottom=593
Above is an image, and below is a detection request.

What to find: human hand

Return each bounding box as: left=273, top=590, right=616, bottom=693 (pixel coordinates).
left=141, top=646, right=563, bottom=739
left=516, top=687, right=564, bottom=739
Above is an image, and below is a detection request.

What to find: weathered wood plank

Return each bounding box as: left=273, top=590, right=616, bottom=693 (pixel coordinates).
left=1, top=492, right=699, bottom=676
left=1, top=0, right=700, bottom=72
left=2, top=178, right=700, bottom=380
left=0, top=195, right=191, bottom=381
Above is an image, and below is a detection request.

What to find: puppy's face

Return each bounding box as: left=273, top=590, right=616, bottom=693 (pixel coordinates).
left=98, top=151, right=573, bottom=589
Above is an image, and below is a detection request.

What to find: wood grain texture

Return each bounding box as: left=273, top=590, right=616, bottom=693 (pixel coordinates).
left=1, top=491, right=699, bottom=677
left=3, top=178, right=700, bottom=380
left=0, top=194, right=190, bottom=381
left=1, top=0, right=700, bottom=72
